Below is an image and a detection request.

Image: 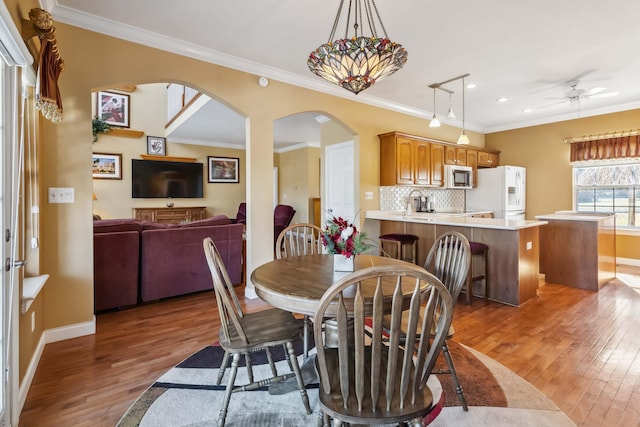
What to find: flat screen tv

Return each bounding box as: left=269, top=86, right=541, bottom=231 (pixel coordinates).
left=131, top=159, right=203, bottom=198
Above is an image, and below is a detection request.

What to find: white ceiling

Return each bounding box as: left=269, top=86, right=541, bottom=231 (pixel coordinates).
left=48, top=0, right=640, bottom=149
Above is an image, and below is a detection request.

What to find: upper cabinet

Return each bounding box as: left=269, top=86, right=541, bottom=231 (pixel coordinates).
left=379, top=132, right=445, bottom=187
left=380, top=133, right=432, bottom=186
left=466, top=148, right=478, bottom=187
left=444, top=146, right=467, bottom=165
left=478, top=150, right=500, bottom=167
left=379, top=131, right=499, bottom=186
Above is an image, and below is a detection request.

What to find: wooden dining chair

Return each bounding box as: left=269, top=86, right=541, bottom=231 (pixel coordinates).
left=422, top=231, right=471, bottom=411
left=203, top=237, right=312, bottom=426
left=313, top=264, right=453, bottom=426
left=275, top=223, right=324, bottom=358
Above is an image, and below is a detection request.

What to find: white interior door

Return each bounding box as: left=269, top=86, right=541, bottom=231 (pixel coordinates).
left=324, top=141, right=355, bottom=222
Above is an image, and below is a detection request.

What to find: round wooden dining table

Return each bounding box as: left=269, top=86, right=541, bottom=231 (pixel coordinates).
left=250, top=253, right=416, bottom=316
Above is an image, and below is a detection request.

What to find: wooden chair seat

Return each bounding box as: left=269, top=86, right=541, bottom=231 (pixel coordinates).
left=217, top=307, right=303, bottom=351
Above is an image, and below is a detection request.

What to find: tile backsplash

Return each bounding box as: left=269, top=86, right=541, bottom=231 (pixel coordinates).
left=379, top=186, right=466, bottom=212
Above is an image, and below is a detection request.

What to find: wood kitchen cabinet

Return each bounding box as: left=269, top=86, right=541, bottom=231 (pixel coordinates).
left=478, top=150, right=500, bottom=167
left=379, top=133, right=432, bottom=186
left=466, top=148, right=478, bottom=187
left=430, top=143, right=445, bottom=187
left=133, top=206, right=207, bottom=224
left=444, top=146, right=467, bottom=165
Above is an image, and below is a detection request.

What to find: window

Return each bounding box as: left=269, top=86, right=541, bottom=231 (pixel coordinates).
left=573, top=161, right=640, bottom=228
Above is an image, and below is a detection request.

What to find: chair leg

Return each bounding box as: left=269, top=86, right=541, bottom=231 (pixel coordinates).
left=265, top=347, right=277, bottom=377
left=216, top=351, right=230, bottom=385
left=285, top=341, right=312, bottom=415
left=465, top=274, right=471, bottom=305
left=218, top=352, right=241, bottom=427
left=442, top=341, right=468, bottom=411
left=283, top=344, right=294, bottom=371
left=245, top=352, right=254, bottom=384
left=303, top=315, right=310, bottom=359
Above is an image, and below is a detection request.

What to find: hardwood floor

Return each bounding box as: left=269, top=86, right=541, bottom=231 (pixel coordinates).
left=18, top=266, right=640, bottom=427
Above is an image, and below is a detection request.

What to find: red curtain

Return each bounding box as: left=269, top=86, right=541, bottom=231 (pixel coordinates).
left=570, top=135, right=640, bottom=162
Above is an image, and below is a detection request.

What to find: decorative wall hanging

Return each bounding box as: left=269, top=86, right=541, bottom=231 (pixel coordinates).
left=97, top=91, right=130, bottom=128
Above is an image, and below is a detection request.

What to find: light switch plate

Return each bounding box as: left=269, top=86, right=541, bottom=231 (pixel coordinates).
left=48, top=187, right=75, bottom=204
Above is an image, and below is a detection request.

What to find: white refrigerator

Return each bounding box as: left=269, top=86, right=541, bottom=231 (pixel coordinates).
left=466, top=166, right=526, bottom=219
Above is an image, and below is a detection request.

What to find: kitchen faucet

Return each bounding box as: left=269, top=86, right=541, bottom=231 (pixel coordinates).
left=406, top=189, right=424, bottom=215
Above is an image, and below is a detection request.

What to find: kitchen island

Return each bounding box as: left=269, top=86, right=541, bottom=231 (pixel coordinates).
left=365, top=210, right=548, bottom=306
left=535, top=212, right=616, bottom=291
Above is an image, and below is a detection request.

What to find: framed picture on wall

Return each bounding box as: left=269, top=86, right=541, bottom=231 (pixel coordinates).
left=96, top=91, right=130, bottom=128
left=92, top=153, right=122, bottom=180
left=208, top=156, right=239, bottom=183
left=147, top=136, right=166, bottom=156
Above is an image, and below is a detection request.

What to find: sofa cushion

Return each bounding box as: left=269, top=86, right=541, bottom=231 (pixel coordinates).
left=94, top=218, right=143, bottom=233
left=141, top=221, right=174, bottom=230
left=175, top=215, right=231, bottom=228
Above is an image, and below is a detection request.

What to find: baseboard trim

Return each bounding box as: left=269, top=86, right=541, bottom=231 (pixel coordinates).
left=17, top=333, right=45, bottom=421
left=617, top=257, right=640, bottom=267
left=44, top=317, right=96, bottom=344
left=17, top=317, right=96, bottom=420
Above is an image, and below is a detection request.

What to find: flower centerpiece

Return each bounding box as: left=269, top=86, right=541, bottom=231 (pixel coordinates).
left=321, top=213, right=372, bottom=272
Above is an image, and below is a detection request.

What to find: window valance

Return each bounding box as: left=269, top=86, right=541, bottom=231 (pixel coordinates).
left=23, top=8, right=64, bottom=123
left=567, top=131, right=640, bottom=162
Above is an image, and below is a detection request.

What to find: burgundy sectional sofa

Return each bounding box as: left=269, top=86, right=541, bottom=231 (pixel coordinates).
left=93, top=215, right=243, bottom=312
left=93, top=219, right=142, bottom=312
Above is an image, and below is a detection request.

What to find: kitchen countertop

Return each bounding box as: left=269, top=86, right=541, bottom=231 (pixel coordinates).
left=366, top=210, right=547, bottom=230
left=535, top=211, right=616, bottom=222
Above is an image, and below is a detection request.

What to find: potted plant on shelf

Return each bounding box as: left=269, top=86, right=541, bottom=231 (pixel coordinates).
left=92, top=116, right=111, bottom=142
left=321, top=212, right=372, bottom=272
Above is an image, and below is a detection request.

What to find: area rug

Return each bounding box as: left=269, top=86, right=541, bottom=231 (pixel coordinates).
left=118, top=340, right=575, bottom=426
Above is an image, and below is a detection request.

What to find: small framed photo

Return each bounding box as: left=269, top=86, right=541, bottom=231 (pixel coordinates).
left=92, top=153, right=122, bottom=180
left=96, top=91, right=130, bottom=128
left=147, top=136, right=166, bottom=156
left=208, top=156, right=240, bottom=183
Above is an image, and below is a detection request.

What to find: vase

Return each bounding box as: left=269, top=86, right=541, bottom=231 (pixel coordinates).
left=333, top=254, right=355, bottom=272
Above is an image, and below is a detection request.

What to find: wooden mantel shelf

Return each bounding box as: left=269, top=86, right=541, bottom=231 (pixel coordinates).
left=103, top=128, right=144, bottom=139
left=140, top=155, right=197, bottom=162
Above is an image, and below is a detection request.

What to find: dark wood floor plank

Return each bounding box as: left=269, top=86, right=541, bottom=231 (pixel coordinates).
left=18, top=266, right=640, bottom=427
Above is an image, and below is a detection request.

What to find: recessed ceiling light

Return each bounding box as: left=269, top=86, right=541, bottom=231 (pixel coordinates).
left=497, top=97, right=508, bottom=103
left=523, top=108, right=532, bottom=113
left=466, top=83, right=476, bottom=89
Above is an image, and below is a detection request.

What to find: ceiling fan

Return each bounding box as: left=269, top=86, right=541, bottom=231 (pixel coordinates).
left=548, top=80, right=619, bottom=105
left=532, top=80, right=619, bottom=112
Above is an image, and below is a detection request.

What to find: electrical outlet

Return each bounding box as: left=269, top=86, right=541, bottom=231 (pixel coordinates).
left=364, top=191, right=374, bottom=200
left=526, top=241, right=533, bottom=250
left=31, top=312, right=35, bottom=332
left=48, top=187, right=75, bottom=204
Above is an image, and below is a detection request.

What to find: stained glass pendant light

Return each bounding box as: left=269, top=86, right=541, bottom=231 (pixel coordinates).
left=307, top=0, right=408, bottom=95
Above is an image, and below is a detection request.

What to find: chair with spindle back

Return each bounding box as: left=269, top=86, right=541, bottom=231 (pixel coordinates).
left=423, top=231, right=471, bottom=411
left=275, top=223, right=324, bottom=358
left=203, top=237, right=311, bottom=426
left=313, top=264, right=453, bottom=426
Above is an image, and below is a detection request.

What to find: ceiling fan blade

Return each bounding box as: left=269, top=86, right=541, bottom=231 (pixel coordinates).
left=533, top=100, right=567, bottom=110
left=588, top=91, right=619, bottom=99
left=584, top=87, right=606, bottom=96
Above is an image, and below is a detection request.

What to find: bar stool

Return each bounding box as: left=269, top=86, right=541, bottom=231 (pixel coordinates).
left=465, top=242, right=488, bottom=304
left=379, top=233, right=418, bottom=264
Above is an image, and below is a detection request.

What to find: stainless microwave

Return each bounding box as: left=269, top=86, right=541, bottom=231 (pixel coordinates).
left=444, top=165, right=473, bottom=189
